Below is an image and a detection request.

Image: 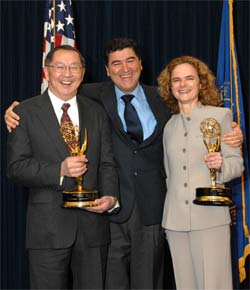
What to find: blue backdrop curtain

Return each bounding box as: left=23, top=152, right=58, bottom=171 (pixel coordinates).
left=1, top=1, right=249, bottom=289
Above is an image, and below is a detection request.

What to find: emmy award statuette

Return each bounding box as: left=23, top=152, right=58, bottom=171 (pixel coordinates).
left=60, top=123, right=99, bottom=208
left=193, top=118, right=233, bottom=206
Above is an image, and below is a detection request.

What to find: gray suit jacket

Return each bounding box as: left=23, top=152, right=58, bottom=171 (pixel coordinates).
left=162, top=103, right=243, bottom=231
left=7, top=91, right=118, bottom=248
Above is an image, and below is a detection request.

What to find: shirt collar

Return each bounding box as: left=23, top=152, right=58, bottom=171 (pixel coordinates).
left=48, top=89, right=77, bottom=115
left=114, top=83, right=141, bottom=100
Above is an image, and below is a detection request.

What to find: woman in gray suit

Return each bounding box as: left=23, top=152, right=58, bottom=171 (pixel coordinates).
left=157, top=55, right=244, bottom=290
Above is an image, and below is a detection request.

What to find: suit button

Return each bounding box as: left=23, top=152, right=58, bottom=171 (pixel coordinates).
left=187, top=117, right=191, bottom=121
left=134, top=172, right=138, bottom=176
left=182, top=148, right=186, bottom=153
left=185, top=200, right=189, bottom=204
left=184, top=183, right=188, bottom=187
left=183, top=165, right=187, bottom=170
left=133, top=150, right=137, bottom=154
left=184, top=132, right=187, bottom=137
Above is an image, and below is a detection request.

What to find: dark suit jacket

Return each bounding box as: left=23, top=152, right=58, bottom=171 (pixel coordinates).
left=7, top=91, right=118, bottom=249
left=79, top=82, right=171, bottom=225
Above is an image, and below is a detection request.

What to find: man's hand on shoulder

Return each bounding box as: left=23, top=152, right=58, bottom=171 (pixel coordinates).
left=222, top=121, right=243, bottom=147
left=5, top=101, right=20, bottom=133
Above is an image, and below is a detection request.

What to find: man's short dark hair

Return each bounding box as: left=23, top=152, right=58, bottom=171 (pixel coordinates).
left=104, top=38, right=141, bottom=65
left=45, top=45, right=85, bottom=67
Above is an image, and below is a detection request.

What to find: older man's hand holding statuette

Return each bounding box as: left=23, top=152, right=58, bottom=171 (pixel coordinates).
left=193, top=118, right=233, bottom=206
left=60, top=122, right=99, bottom=208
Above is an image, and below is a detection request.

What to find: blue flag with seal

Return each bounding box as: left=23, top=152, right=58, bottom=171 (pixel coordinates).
left=216, top=0, right=250, bottom=285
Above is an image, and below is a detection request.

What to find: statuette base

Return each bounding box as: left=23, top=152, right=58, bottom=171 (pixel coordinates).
left=193, top=186, right=232, bottom=206
left=62, top=189, right=99, bottom=208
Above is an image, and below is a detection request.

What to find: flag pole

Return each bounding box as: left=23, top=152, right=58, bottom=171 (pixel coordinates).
left=53, top=0, right=56, bottom=46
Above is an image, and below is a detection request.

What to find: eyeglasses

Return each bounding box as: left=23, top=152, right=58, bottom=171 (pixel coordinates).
left=46, top=64, right=83, bottom=73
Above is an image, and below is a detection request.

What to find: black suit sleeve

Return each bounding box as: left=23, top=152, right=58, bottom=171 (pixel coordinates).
left=78, top=96, right=119, bottom=198
left=7, top=104, right=62, bottom=189
left=98, top=108, right=119, bottom=197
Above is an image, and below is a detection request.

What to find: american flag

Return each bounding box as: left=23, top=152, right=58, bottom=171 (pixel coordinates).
left=41, top=0, right=76, bottom=93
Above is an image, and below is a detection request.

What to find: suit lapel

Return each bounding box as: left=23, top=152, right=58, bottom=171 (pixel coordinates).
left=139, top=84, right=168, bottom=147
left=99, top=82, right=123, bottom=128
left=77, top=95, right=88, bottom=147
left=35, top=92, right=69, bottom=158
left=98, top=82, right=131, bottom=140
left=96, top=82, right=169, bottom=148
left=142, top=84, right=168, bottom=128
